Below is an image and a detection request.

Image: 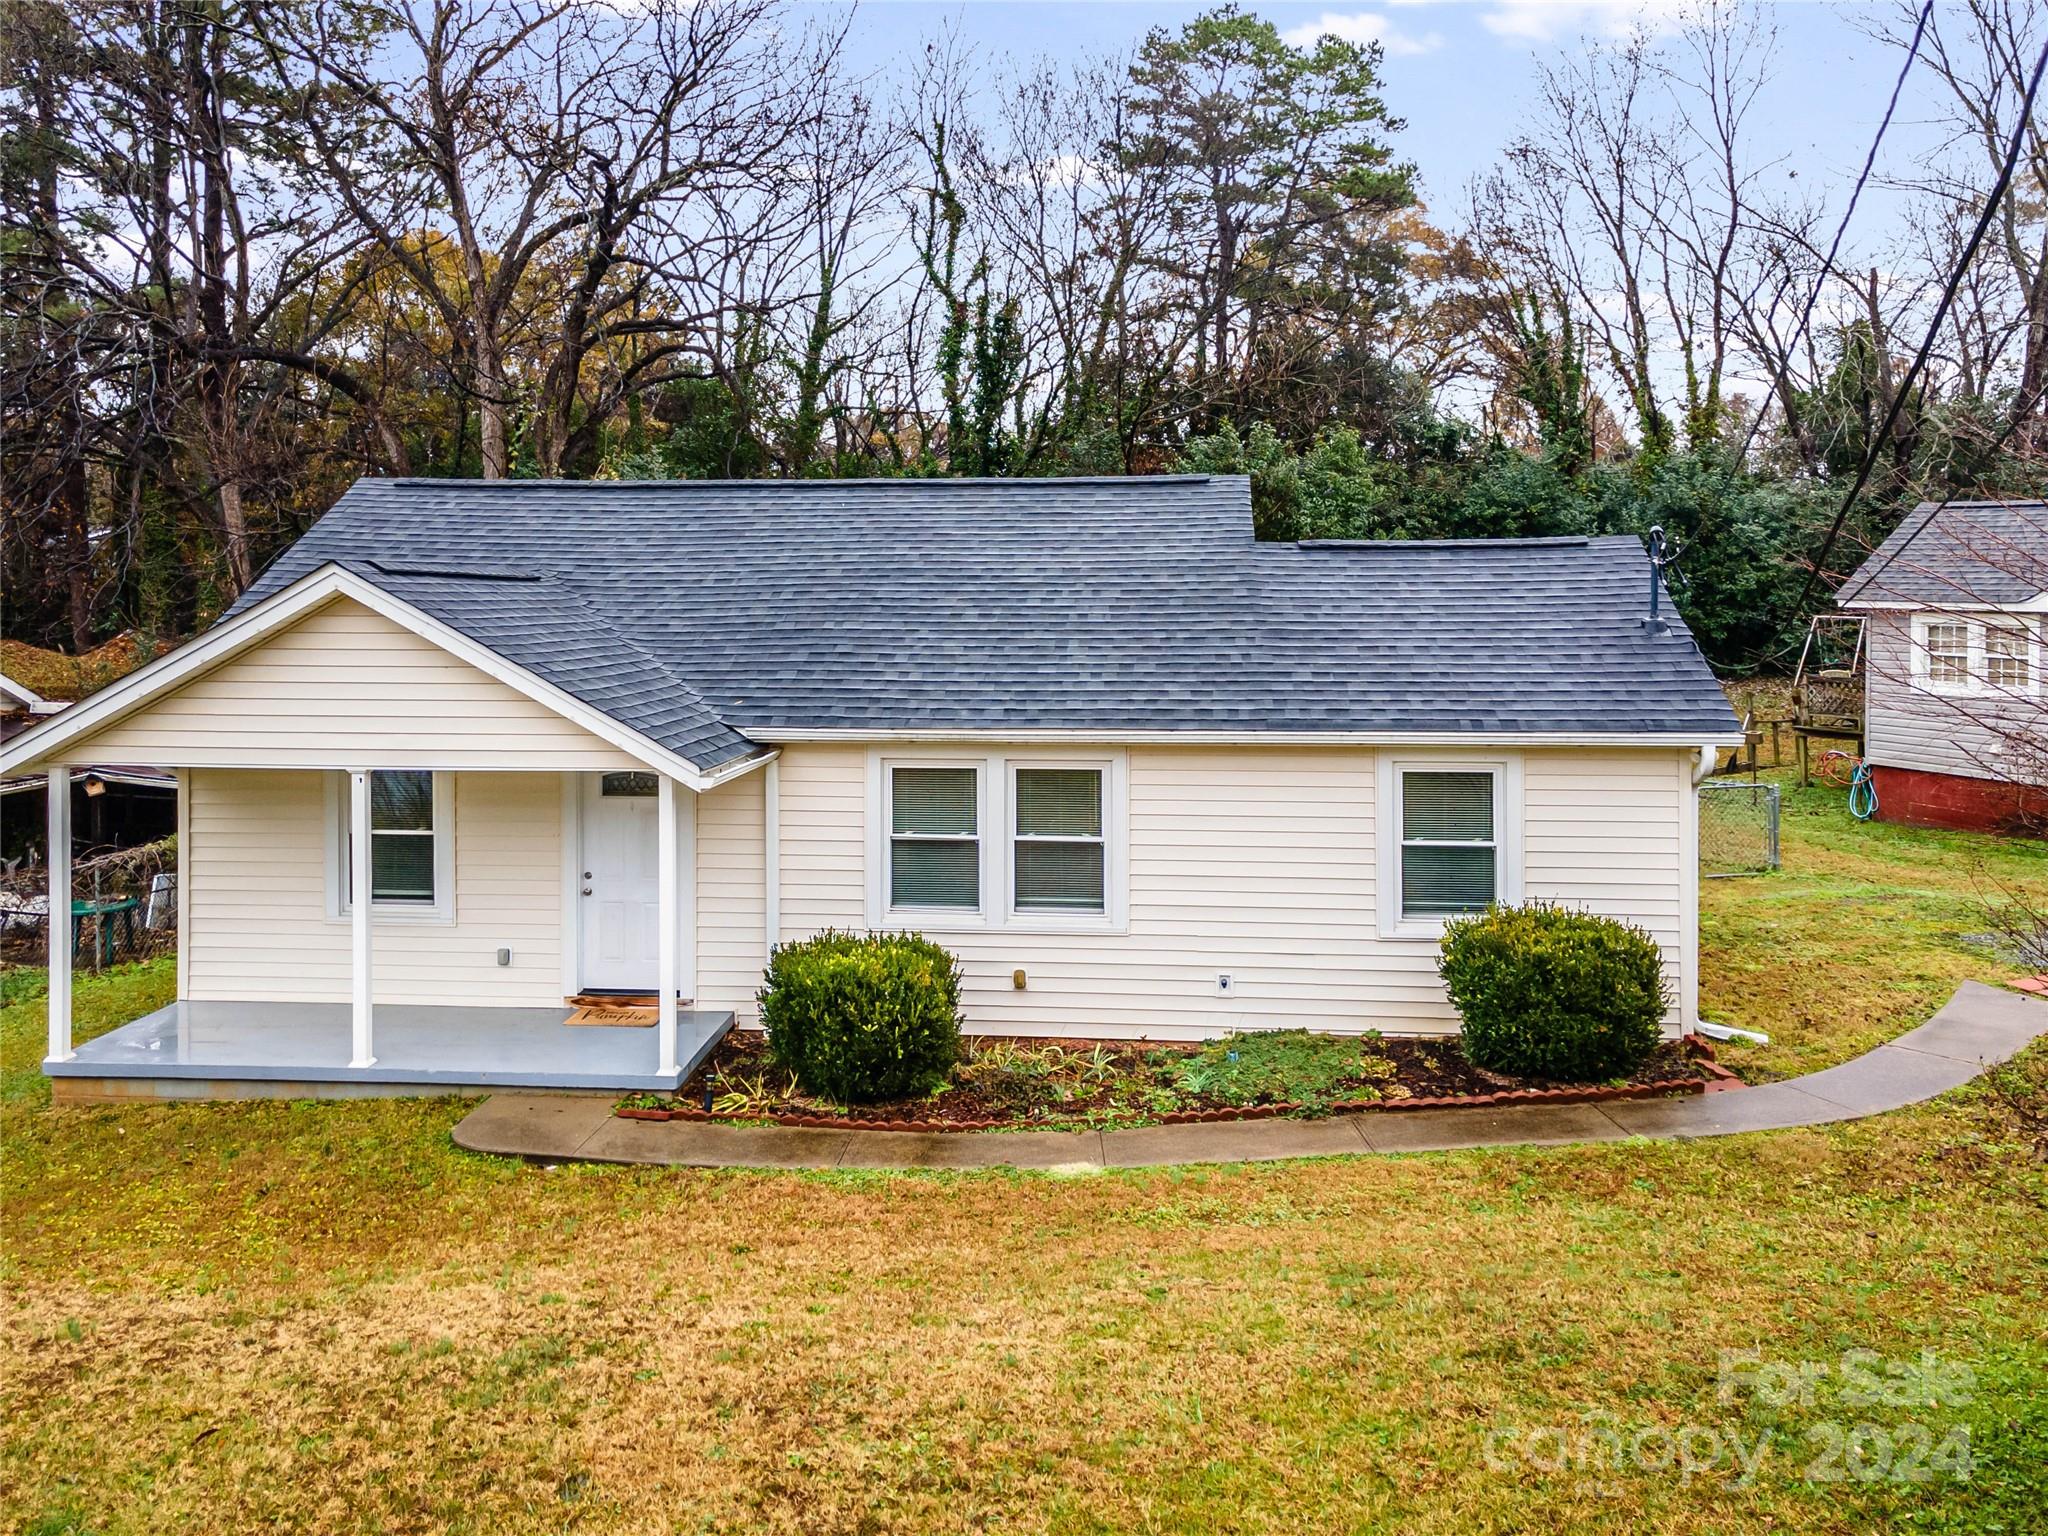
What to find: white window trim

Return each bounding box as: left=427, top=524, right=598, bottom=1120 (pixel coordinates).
left=1375, top=752, right=1522, bottom=941
left=865, top=748, right=1128, bottom=934
left=1980, top=616, right=2041, bottom=695
left=879, top=755, right=990, bottom=923
left=324, top=770, right=456, bottom=924
left=1911, top=614, right=2042, bottom=697
left=1007, top=758, right=1116, bottom=929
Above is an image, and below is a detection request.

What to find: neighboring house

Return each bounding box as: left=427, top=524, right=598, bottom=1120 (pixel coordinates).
left=0, top=668, right=65, bottom=744
left=1, top=668, right=174, bottom=866
left=1835, top=499, right=2048, bottom=835
left=0, top=476, right=1738, bottom=1100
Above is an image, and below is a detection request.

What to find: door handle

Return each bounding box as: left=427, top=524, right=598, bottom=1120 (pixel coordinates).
left=581, top=887, right=593, bottom=896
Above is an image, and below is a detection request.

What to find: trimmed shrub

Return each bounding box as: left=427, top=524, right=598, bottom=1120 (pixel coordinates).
left=1438, top=903, right=1668, bottom=1082
left=759, top=930, right=964, bottom=1103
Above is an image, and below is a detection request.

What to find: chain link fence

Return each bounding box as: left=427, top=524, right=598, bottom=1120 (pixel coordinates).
left=1699, top=781, right=1781, bottom=877
left=1, top=836, right=177, bottom=968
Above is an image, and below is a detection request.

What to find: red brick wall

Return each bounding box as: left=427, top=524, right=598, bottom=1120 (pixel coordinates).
left=1869, top=766, right=2047, bottom=838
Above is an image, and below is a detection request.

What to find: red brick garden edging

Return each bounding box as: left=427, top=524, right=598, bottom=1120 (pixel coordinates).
left=614, top=1036, right=1744, bottom=1132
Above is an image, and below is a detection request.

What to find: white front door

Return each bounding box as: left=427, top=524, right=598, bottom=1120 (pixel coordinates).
left=579, top=772, right=662, bottom=992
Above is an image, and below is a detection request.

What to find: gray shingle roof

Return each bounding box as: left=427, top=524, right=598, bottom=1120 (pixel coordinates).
left=1837, top=500, right=2048, bottom=608
left=352, top=563, right=759, bottom=770
left=238, top=476, right=1737, bottom=769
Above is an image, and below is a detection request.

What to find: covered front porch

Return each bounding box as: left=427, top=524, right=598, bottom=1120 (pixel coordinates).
left=7, top=574, right=778, bottom=1101
left=34, top=755, right=759, bottom=1098
left=48, top=998, right=733, bottom=1100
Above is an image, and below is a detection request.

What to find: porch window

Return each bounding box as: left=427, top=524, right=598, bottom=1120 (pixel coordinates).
left=1012, top=767, right=1104, bottom=912
left=889, top=766, right=980, bottom=911
left=367, top=771, right=436, bottom=902
left=1399, top=770, right=1498, bottom=918
left=330, top=770, right=453, bottom=919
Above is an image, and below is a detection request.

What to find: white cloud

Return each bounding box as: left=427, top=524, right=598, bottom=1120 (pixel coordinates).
left=1476, top=1, right=1694, bottom=43
left=1280, top=11, right=1446, bottom=57
left=1368, top=0, right=1693, bottom=43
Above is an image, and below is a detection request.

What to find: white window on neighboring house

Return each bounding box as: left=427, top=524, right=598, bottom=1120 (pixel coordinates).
left=1924, top=620, right=1971, bottom=686
left=1984, top=620, right=2032, bottom=691
left=328, top=770, right=454, bottom=920
left=887, top=764, right=982, bottom=913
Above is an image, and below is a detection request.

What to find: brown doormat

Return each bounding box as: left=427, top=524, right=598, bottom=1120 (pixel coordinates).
left=566, top=992, right=658, bottom=1008
left=565, top=1005, right=657, bottom=1028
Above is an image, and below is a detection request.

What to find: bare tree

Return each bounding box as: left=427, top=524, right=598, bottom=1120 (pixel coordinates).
left=258, top=0, right=809, bottom=479
left=1893, top=0, right=2048, bottom=447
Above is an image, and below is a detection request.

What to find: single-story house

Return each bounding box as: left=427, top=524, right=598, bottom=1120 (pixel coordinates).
left=0, top=476, right=1738, bottom=1100
left=1835, top=499, right=2047, bottom=834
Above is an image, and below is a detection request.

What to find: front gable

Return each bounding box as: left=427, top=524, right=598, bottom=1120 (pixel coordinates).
left=24, top=594, right=646, bottom=771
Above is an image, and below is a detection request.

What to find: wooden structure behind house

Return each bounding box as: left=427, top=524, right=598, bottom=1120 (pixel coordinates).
left=1, top=669, right=175, bottom=864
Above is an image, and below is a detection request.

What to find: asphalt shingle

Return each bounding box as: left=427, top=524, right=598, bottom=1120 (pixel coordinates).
left=1836, top=499, right=2048, bottom=608
left=237, top=476, right=1738, bottom=769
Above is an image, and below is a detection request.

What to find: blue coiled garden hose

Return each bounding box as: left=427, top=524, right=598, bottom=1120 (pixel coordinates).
left=1849, top=762, right=1879, bottom=821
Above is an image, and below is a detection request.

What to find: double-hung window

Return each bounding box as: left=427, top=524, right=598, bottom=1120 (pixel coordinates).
left=1012, top=767, right=1105, bottom=914
left=1379, top=756, right=1519, bottom=937
left=1984, top=620, right=2033, bottom=690
left=872, top=753, right=1123, bottom=929
left=889, top=766, right=982, bottom=911
left=330, top=769, right=453, bottom=919
left=1924, top=620, right=1971, bottom=687
left=1915, top=615, right=2041, bottom=694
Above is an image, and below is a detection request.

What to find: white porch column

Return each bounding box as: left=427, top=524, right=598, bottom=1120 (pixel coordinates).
left=657, top=773, right=680, bottom=1078
left=45, top=767, right=72, bottom=1063
left=349, top=769, right=375, bottom=1068
left=763, top=756, right=780, bottom=955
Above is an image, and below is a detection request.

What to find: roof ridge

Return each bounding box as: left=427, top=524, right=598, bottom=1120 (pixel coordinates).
left=367, top=474, right=1224, bottom=489
left=1295, top=536, right=1593, bottom=550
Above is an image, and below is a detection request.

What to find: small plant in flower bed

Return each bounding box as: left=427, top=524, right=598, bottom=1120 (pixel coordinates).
left=1170, top=1029, right=1398, bottom=1112
left=1438, top=902, right=1669, bottom=1082
left=634, top=1022, right=1712, bottom=1129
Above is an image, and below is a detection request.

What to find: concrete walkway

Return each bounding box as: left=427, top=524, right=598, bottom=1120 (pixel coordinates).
left=450, top=981, right=2046, bottom=1172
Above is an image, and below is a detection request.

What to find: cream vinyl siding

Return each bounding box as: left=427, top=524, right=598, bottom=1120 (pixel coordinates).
left=700, top=742, right=1693, bottom=1037
left=185, top=768, right=565, bottom=1004
left=63, top=596, right=643, bottom=770
left=694, top=766, right=769, bottom=1016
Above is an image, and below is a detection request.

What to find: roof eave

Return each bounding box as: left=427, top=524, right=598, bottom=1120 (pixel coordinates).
left=0, top=563, right=767, bottom=787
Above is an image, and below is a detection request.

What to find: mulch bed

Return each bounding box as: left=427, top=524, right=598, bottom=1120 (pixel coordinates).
left=616, top=1031, right=1738, bottom=1132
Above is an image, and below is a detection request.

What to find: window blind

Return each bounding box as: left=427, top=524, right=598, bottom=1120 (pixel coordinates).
left=891, top=767, right=980, bottom=908
left=1400, top=770, right=1495, bottom=917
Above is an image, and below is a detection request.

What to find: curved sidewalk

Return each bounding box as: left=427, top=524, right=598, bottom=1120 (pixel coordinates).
left=451, top=981, right=2046, bottom=1172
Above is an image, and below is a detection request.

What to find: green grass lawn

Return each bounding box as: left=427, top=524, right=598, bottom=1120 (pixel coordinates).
left=1, top=790, right=2044, bottom=1535
left=1702, top=773, right=2045, bottom=1081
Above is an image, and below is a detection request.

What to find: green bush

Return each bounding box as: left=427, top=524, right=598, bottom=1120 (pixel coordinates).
left=759, top=930, right=964, bottom=1103
left=1437, top=903, right=1668, bottom=1082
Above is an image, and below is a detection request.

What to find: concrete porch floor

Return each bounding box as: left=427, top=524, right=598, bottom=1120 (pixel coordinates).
left=46, top=999, right=735, bottom=1099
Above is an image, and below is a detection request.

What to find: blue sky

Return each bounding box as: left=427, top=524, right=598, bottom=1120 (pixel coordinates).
left=833, top=1, right=1936, bottom=241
